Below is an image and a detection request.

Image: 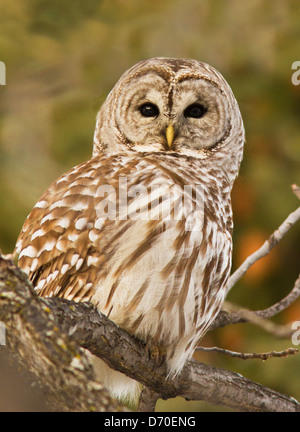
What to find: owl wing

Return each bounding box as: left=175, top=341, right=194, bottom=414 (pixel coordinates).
left=15, top=157, right=107, bottom=301
left=15, top=153, right=192, bottom=302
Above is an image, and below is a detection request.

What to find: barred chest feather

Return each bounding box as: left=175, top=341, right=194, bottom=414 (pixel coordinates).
left=16, top=152, right=233, bottom=376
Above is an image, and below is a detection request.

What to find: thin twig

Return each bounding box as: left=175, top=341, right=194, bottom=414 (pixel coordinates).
left=222, top=300, right=294, bottom=338
left=226, top=205, right=300, bottom=293
left=255, top=273, right=300, bottom=320
left=196, top=346, right=298, bottom=360
left=210, top=273, right=300, bottom=333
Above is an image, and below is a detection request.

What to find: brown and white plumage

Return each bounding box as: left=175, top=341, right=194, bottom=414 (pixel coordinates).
left=15, top=58, right=245, bottom=401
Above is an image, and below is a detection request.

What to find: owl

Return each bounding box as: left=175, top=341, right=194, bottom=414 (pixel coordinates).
left=15, top=58, right=245, bottom=403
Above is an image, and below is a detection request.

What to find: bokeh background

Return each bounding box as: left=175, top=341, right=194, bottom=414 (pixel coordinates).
left=0, top=0, right=299, bottom=412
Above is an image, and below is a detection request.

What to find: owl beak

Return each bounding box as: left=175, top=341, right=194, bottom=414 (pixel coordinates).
left=166, top=124, right=175, bottom=149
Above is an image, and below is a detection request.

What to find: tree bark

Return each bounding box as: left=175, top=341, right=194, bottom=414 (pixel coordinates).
left=0, top=254, right=299, bottom=412
left=0, top=255, right=125, bottom=412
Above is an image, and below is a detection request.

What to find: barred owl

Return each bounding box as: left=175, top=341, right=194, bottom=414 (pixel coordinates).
left=15, top=58, right=245, bottom=402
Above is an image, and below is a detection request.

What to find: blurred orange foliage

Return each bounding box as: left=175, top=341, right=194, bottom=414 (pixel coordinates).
left=237, top=230, right=279, bottom=284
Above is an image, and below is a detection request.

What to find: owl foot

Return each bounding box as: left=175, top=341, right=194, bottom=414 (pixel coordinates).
left=146, top=343, right=166, bottom=367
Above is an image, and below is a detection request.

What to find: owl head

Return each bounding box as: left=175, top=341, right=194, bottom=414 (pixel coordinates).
left=93, top=57, right=245, bottom=182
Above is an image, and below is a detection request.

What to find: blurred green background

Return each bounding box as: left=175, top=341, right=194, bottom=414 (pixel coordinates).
left=0, top=0, right=299, bottom=412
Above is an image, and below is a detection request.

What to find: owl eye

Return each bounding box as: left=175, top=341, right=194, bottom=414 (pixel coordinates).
left=184, top=103, right=207, bottom=119
left=139, top=103, right=159, bottom=118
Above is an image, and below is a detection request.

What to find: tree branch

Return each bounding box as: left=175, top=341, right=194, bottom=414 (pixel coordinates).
left=1, top=253, right=299, bottom=412
left=137, top=387, right=160, bottom=412
left=46, top=298, right=300, bottom=411
left=43, top=296, right=300, bottom=410
left=210, top=272, right=300, bottom=333
left=0, top=255, right=125, bottom=412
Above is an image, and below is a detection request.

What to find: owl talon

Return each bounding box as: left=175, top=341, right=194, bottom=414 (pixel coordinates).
left=148, top=346, right=165, bottom=367
left=150, top=346, right=160, bottom=363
